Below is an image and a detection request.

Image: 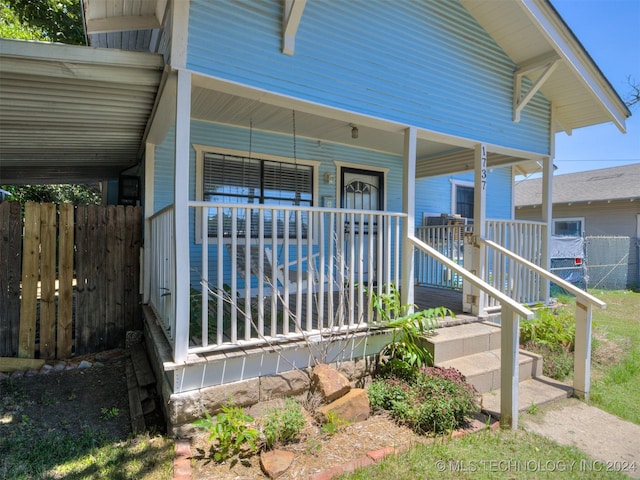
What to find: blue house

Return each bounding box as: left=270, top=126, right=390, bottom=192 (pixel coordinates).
left=0, top=0, right=629, bottom=433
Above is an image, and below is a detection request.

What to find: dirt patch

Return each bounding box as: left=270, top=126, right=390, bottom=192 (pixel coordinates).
left=0, top=360, right=132, bottom=445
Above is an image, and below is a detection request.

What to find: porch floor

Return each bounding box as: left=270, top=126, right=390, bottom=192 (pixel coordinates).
left=414, top=286, right=478, bottom=326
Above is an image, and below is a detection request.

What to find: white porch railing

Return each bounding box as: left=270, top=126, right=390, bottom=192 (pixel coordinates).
left=484, top=219, right=546, bottom=306
left=148, top=202, right=406, bottom=354
left=415, top=224, right=472, bottom=290
left=147, top=205, right=176, bottom=341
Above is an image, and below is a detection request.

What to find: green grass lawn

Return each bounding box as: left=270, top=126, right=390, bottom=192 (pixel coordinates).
left=339, top=428, right=629, bottom=479
left=584, top=289, right=640, bottom=424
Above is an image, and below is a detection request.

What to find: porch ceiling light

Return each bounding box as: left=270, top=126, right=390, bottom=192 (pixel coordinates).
left=350, top=124, right=359, bottom=139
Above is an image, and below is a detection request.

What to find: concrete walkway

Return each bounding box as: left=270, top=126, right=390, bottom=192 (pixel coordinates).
left=521, top=398, right=640, bottom=478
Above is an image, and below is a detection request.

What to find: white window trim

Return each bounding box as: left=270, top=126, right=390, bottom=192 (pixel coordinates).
left=333, top=160, right=389, bottom=211
left=450, top=179, right=474, bottom=217
left=552, top=217, right=585, bottom=236
left=193, top=145, right=320, bottom=244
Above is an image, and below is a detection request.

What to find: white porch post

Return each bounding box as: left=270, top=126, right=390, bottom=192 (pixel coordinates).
left=143, top=142, right=155, bottom=304
left=472, top=143, right=488, bottom=317
left=401, top=126, right=417, bottom=311
left=500, top=305, right=520, bottom=429
left=173, top=69, right=192, bottom=363
left=573, top=301, right=593, bottom=399
left=540, top=156, right=553, bottom=303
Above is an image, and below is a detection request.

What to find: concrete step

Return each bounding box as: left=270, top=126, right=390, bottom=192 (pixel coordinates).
left=436, top=348, right=543, bottom=394
left=481, top=376, right=573, bottom=418
left=426, top=322, right=501, bottom=364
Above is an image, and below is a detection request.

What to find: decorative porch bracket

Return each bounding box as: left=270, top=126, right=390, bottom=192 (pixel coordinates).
left=282, top=0, right=307, bottom=55
left=513, top=53, right=560, bottom=122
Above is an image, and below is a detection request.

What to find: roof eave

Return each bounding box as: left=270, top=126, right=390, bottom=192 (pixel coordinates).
left=519, top=0, right=631, bottom=133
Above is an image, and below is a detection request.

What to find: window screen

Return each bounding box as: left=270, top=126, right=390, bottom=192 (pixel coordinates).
left=203, top=153, right=313, bottom=237
left=455, top=185, right=474, bottom=219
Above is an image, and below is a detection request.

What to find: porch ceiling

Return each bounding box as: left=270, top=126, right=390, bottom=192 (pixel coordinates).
left=0, top=39, right=163, bottom=184
left=182, top=74, right=542, bottom=179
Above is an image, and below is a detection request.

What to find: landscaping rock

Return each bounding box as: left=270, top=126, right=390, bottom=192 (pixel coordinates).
left=317, top=388, right=370, bottom=423
left=78, top=360, right=93, bottom=369
left=260, top=449, right=294, bottom=479
left=312, top=364, right=350, bottom=403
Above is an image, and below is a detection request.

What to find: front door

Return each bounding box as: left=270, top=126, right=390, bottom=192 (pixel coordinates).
left=340, top=167, right=384, bottom=283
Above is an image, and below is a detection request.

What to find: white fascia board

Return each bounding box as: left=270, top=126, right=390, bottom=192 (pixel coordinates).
left=519, top=0, right=629, bottom=133
left=86, top=15, right=161, bottom=34
left=0, top=38, right=164, bottom=70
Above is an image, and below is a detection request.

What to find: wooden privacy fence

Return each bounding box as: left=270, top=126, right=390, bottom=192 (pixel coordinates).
left=0, top=202, right=142, bottom=360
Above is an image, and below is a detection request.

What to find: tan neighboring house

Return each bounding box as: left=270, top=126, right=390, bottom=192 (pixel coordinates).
left=515, top=164, right=640, bottom=288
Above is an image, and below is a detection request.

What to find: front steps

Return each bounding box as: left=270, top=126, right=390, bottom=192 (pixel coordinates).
left=427, top=322, right=572, bottom=417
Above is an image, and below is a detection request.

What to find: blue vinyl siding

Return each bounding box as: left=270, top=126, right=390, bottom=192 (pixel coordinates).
left=186, top=0, right=550, bottom=155
left=415, top=167, right=512, bottom=224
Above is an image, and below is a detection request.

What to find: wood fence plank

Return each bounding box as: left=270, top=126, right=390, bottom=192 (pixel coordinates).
left=125, top=206, right=143, bottom=332
left=39, top=203, right=57, bottom=359
left=57, top=204, right=74, bottom=359
left=106, top=206, right=118, bottom=348
left=95, top=206, right=107, bottom=351
left=132, top=206, right=142, bottom=330
left=75, top=205, right=89, bottom=355
left=86, top=206, right=99, bottom=351
left=19, top=203, right=40, bottom=358
left=115, top=206, right=126, bottom=334
left=0, top=202, right=22, bottom=356
left=0, top=357, right=45, bottom=373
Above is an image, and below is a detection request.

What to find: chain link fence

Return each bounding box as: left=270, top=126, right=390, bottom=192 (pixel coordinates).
left=550, top=235, right=637, bottom=291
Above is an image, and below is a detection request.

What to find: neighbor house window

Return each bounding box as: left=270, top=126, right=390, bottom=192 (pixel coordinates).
left=553, top=217, right=584, bottom=237
left=202, top=152, right=314, bottom=238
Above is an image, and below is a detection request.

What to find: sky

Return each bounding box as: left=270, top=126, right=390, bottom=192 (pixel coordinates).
left=548, top=0, right=640, bottom=176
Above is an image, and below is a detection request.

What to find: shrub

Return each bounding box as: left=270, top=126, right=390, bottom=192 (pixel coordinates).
left=259, top=398, right=306, bottom=449
left=193, top=404, right=259, bottom=463
left=520, top=306, right=575, bottom=350
left=520, top=305, right=576, bottom=380
left=368, top=366, right=479, bottom=434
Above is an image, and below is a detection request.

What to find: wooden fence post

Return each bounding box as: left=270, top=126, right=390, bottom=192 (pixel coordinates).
left=39, top=203, right=57, bottom=359
left=0, top=202, right=22, bottom=357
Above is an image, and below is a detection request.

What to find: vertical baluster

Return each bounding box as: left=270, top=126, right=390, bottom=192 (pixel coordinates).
left=271, top=208, right=278, bottom=337
left=201, top=207, right=208, bottom=347
left=283, top=210, right=291, bottom=334
left=216, top=207, right=224, bottom=345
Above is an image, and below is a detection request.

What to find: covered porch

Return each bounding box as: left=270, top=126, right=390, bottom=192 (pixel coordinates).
left=141, top=66, right=571, bottom=431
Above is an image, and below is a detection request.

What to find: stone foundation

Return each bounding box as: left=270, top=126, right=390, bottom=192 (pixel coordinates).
left=142, top=306, right=383, bottom=436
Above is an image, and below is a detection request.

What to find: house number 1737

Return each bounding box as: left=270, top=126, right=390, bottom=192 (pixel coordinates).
left=481, top=145, right=487, bottom=191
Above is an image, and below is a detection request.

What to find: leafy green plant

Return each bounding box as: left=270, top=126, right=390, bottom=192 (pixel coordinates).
left=368, top=366, right=479, bottom=434
left=259, top=398, right=306, bottom=449
left=99, top=407, right=120, bottom=421
left=520, top=305, right=575, bottom=349
left=370, top=284, right=450, bottom=373
left=193, top=404, right=259, bottom=463
left=320, top=411, right=350, bottom=436
left=520, top=305, right=576, bottom=380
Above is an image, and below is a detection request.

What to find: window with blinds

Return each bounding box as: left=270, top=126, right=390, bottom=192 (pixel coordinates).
left=203, top=153, right=313, bottom=238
